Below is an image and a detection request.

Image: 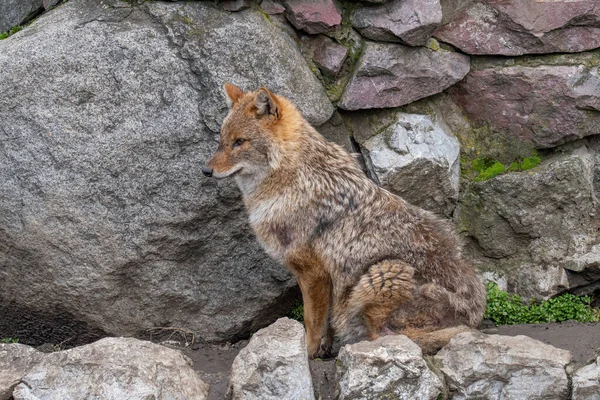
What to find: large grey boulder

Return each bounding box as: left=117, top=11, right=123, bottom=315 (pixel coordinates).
left=351, top=0, right=442, bottom=46
left=336, top=335, right=444, bottom=400
left=0, top=0, right=323, bottom=344
left=344, top=108, right=460, bottom=217
left=573, top=355, right=600, bottom=400
left=435, top=332, right=572, bottom=400
left=459, top=146, right=598, bottom=299
left=339, top=42, right=469, bottom=110
left=435, top=0, right=600, bottom=56
left=0, top=0, right=41, bottom=33
left=0, top=344, right=44, bottom=400
left=449, top=52, right=600, bottom=149
left=148, top=2, right=334, bottom=128
left=12, top=337, right=209, bottom=400
left=227, top=318, right=314, bottom=400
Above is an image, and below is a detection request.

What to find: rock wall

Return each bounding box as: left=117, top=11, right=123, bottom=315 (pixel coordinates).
left=0, top=0, right=599, bottom=344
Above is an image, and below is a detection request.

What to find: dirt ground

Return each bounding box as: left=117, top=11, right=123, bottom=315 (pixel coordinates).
left=179, top=341, right=248, bottom=400
left=482, top=321, right=600, bottom=365
left=179, top=321, right=600, bottom=400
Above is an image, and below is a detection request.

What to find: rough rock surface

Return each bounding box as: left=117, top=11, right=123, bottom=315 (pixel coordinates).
left=12, top=337, right=208, bottom=400
left=435, top=331, right=572, bottom=400
left=449, top=53, right=600, bottom=149
left=459, top=147, right=598, bottom=299
left=317, top=112, right=355, bottom=153
left=149, top=2, right=334, bottom=128
left=0, top=0, right=41, bottom=33
left=260, top=0, right=285, bottom=15
left=221, top=0, right=252, bottom=12
left=435, top=1, right=600, bottom=56
left=227, top=318, right=314, bottom=400
left=312, top=35, right=348, bottom=76
left=282, top=0, right=342, bottom=34
left=336, top=335, right=443, bottom=400
left=0, top=0, right=318, bottom=344
left=351, top=0, right=442, bottom=46
left=339, top=42, right=470, bottom=110
left=439, top=0, right=473, bottom=25
left=345, top=109, right=460, bottom=216
left=573, top=355, right=600, bottom=400
left=0, top=344, right=44, bottom=400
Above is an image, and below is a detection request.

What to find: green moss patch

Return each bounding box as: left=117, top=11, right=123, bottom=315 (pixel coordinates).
left=468, top=155, right=541, bottom=182
left=0, top=25, right=23, bottom=40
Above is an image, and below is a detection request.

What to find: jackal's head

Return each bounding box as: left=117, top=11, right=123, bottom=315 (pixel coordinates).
left=203, top=84, right=300, bottom=183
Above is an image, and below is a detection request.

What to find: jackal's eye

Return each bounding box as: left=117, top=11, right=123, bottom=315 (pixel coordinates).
left=232, top=138, right=246, bottom=148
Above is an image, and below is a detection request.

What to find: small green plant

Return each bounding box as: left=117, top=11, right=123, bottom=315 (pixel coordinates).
left=520, top=156, right=541, bottom=170
left=0, top=25, right=23, bottom=40
left=288, top=301, right=304, bottom=323
left=485, top=282, right=600, bottom=325
left=508, top=156, right=541, bottom=172
left=474, top=161, right=506, bottom=181
left=1, top=338, right=19, bottom=343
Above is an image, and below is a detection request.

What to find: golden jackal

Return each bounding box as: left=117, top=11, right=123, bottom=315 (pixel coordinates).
left=203, top=84, right=486, bottom=358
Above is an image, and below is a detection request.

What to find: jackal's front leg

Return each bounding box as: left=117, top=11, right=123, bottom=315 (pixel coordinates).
left=286, top=248, right=332, bottom=359
left=297, top=270, right=332, bottom=359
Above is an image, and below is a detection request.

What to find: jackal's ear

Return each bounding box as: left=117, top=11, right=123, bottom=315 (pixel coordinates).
left=255, top=88, right=280, bottom=119
left=223, top=83, right=245, bottom=108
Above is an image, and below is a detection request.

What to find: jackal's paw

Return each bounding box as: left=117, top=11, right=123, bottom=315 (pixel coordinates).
left=310, top=343, right=332, bottom=359
left=318, top=331, right=333, bottom=357
left=307, top=339, right=332, bottom=359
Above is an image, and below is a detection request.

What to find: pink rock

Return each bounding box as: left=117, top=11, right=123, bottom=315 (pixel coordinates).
left=449, top=56, right=600, bottom=148
left=312, top=35, right=348, bottom=76
left=434, top=1, right=600, bottom=55
left=282, top=0, right=342, bottom=34
left=338, top=42, right=470, bottom=110
left=351, top=0, right=442, bottom=46
left=260, top=0, right=286, bottom=15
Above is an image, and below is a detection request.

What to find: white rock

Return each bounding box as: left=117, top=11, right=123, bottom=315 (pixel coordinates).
left=0, top=343, right=44, bottom=400
left=336, top=335, right=443, bottom=400
left=572, top=355, right=600, bottom=400
left=565, top=245, right=600, bottom=273
left=481, top=271, right=508, bottom=291
left=435, top=331, right=572, bottom=400
left=12, top=337, right=208, bottom=400
left=361, top=111, right=460, bottom=216
left=227, top=318, right=315, bottom=400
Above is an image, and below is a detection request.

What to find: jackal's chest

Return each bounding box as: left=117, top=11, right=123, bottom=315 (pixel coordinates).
left=247, top=198, right=291, bottom=261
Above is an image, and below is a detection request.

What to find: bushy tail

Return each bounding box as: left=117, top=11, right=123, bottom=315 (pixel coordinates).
left=401, top=326, right=472, bottom=355
left=336, top=260, right=415, bottom=343
left=418, top=266, right=487, bottom=328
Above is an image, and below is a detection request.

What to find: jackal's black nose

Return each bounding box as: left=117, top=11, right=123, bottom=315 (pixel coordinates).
left=202, top=167, right=213, bottom=177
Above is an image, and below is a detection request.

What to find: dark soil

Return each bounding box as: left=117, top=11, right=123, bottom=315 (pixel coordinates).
left=179, top=341, right=248, bottom=400
left=309, top=358, right=337, bottom=400
left=0, top=301, right=107, bottom=349
left=482, top=320, right=600, bottom=365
